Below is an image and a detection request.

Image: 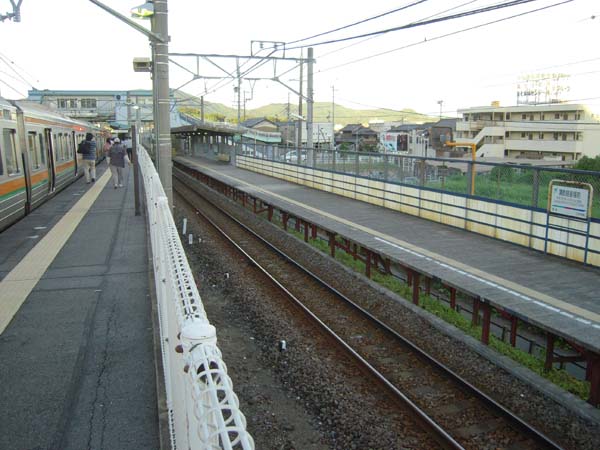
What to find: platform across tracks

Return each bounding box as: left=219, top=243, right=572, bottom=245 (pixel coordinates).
left=175, top=155, right=600, bottom=357
left=0, top=164, right=159, bottom=450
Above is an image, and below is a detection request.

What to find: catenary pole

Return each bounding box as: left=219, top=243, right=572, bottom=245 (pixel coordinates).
left=306, top=47, right=314, bottom=159
left=152, top=0, right=172, bottom=206
left=297, top=50, right=303, bottom=150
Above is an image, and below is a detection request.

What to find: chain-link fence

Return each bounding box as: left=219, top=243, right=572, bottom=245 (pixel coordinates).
left=237, top=144, right=600, bottom=219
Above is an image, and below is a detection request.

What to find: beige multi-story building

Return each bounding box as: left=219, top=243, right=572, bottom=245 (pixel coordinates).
left=454, top=103, right=600, bottom=160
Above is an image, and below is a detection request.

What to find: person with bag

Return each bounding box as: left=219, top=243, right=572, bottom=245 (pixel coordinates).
left=78, top=132, right=97, bottom=183
left=108, top=138, right=131, bottom=188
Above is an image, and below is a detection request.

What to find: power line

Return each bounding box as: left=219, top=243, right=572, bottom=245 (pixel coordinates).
left=316, top=0, right=573, bottom=74
left=0, top=78, right=26, bottom=97
left=317, top=0, right=483, bottom=61
left=286, top=0, right=430, bottom=46
left=286, top=0, right=542, bottom=50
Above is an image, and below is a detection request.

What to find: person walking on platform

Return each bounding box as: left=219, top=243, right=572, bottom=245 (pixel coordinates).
left=103, top=137, right=113, bottom=165
left=80, top=132, right=97, bottom=183
left=109, top=138, right=130, bottom=188
left=123, top=136, right=133, bottom=161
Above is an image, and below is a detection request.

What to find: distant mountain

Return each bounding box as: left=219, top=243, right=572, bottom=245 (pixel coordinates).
left=174, top=92, right=433, bottom=125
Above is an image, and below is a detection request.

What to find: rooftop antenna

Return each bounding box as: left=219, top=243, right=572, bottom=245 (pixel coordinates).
left=1, top=1, right=23, bottom=22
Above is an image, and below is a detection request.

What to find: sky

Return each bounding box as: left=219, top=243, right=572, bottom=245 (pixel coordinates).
left=0, top=0, right=599, bottom=120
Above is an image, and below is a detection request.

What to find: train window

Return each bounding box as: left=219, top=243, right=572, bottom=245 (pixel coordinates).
left=67, top=136, right=73, bottom=158
left=53, top=133, right=60, bottom=161
left=58, top=134, right=65, bottom=161
left=2, top=129, right=19, bottom=175
left=27, top=133, right=40, bottom=169
left=38, top=134, right=46, bottom=165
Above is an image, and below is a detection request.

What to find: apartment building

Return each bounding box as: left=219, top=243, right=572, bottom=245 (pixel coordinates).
left=455, top=103, right=600, bottom=160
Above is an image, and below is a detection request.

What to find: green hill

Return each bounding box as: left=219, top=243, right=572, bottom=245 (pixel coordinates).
left=175, top=92, right=433, bottom=125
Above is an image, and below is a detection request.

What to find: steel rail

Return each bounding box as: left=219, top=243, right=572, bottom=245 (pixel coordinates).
left=174, top=170, right=564, bottom=450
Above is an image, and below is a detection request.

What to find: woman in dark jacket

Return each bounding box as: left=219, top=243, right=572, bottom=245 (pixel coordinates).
left=108, top=138, right=130, bottom=188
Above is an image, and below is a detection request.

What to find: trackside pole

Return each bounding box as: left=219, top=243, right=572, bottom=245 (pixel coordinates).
left=132, top=125, right=140, bottom=216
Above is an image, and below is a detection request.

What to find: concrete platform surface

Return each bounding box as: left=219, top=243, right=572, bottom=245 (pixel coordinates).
left=0, top=163, right=159, bottom=450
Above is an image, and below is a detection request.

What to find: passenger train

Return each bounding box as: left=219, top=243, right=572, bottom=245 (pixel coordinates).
left=0, top=96, right=107, bottom=231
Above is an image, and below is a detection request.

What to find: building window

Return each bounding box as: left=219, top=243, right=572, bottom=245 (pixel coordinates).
left=504, top=150, right=509, bottom=156
left=541, top=114, right=545, bottom=120
left=505, top=113, right=511, bottom=120
left=554, top=113, right=560, bottom=119
left=521, top=114, right=526, bottom=120
left=58, top=98, right=68, bottom=109
left=553, top=132, right=559, bottom=140
left=505, top=131, right=510, bottom=138
left=69, top=99, right=77, bottom=108
left=81, top=98, right=97, bottom=109
left=2, top=129, right=19, bottom=174
left=528, top=133, right=533, bottom=140
left=529, top=114, right=534, bottom=120
left=521, top=132, right=526, bottom=138
left=563, top=113, right=568, bottom=120
left=562, top=133, right=567, bottom=141
left=538, top=133, right=544, bottom=139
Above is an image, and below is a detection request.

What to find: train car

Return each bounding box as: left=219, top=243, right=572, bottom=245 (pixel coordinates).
left=0, top=97, right=107, bottom=232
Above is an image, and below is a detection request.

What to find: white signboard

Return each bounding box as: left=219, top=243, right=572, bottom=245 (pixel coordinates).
left=550, top=185, right=590, bottom=219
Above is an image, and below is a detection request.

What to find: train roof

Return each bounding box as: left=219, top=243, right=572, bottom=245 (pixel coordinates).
left=12, top=100, right=102, bottom=131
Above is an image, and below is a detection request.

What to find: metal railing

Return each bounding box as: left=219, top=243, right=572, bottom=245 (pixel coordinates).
left=237, top=144, right=600, bottom=219
left=138, top=146, right=254, bottom=450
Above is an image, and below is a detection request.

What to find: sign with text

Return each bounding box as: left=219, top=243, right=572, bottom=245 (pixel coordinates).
left=550, top=184, right=590, bottom=219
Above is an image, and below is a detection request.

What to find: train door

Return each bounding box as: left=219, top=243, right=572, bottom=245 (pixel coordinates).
left=45, top=129, right=55, bottom=192
left=15, top=109, right=32, bottom=213
left=72, top=131, right=78, bottom=175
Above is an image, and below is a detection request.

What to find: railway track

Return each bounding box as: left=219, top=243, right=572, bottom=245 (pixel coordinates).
left=174, top=172, right=564, bottom=450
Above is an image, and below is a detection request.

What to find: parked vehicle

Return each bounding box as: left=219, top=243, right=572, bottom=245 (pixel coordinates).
left=283, top=150, right=307, bottom=163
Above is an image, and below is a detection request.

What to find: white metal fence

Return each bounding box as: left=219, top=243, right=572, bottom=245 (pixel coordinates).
left=138, top=147, right=254, bottom=449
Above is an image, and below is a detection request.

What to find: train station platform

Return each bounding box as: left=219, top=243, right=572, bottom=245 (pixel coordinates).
left=0, top=163, right=159, bottom=450
left=174, top=156, right=600, bottom=359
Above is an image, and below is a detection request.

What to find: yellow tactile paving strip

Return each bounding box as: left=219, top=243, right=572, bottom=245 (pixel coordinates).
left=186, top=159, right=600, bottom=328
left=0, top=169, right=111, bottom=335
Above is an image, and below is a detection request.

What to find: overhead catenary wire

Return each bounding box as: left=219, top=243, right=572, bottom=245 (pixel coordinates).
left=285, top=0, right=431, bottom=46
left=316, top=0, right=573, bottom=74
left=285, top=0, right=542, bottom=50
left=317, top=0, right=483, bottom=60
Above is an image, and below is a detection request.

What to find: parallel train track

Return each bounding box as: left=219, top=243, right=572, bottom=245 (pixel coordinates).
left=174, top=170, right=563, bottom=450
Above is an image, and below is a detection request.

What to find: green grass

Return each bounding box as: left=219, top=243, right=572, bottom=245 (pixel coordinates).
left=274, top=218, right=591, bottom=401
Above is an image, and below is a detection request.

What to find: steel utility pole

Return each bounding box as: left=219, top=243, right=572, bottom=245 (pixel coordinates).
left=236, top=58, right=241, bottom=124
left=152, top=0, right=172, bottom=206
left=297, top=50, right=303, bottom=149
left=331, top=86, right=336, bottom=150
left=306, top=47, right=314, bottom=155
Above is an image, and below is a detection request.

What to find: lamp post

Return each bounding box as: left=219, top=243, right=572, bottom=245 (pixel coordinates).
left=437, top=100, right=443, bottom=119
left=89, top=0, right=172, bottom=206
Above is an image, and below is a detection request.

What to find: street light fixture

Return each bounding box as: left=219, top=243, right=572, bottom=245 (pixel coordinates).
left=131, top=1, right=154, bottom=18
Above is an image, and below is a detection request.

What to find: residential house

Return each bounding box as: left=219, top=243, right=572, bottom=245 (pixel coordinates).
left=335, top=124, right=378, bottom=151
